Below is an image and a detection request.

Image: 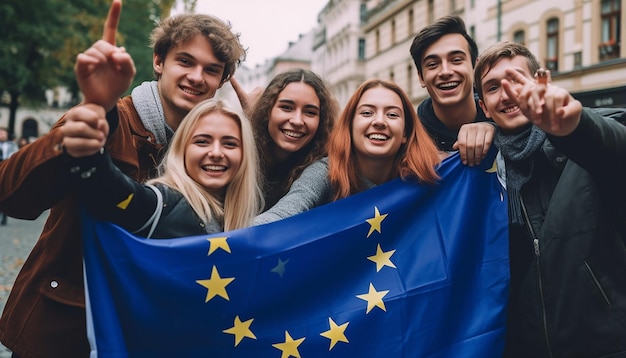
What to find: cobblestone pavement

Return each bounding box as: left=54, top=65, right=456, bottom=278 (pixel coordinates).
left=0, top=212, right=48, bottom=358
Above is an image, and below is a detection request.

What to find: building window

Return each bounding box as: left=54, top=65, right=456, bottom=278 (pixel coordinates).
left=513, top=30, right=525, bottom=45
left=450, top=0, right=456, bottom=12
left=574, top=51, right=583, bottom=68
left=358, top=38, right=366, bottom=60
left=470, top=25, right=475, bottom=41
left=599, top=0, right=621, bottom=60
left=376, top=30, right=380, bottom=54
left=546, top=18, right=559, bottom=72
left=390, top=70, right=395, bottom=83
left=408, top=9, right=414, bottom=36
left=360, top=3, right=368, bottom=24
left=391, top=19, right=396, bottom=45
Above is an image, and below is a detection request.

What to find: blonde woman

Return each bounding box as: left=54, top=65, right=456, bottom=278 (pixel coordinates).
left=63, top=98, right=263, bottom=237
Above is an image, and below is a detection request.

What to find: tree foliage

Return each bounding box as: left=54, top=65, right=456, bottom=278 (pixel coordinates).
left=0, top=0, right=175, bottom=136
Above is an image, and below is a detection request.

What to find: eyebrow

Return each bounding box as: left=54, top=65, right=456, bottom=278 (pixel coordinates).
left=277, top=98, right=320, bottom=110
left=422, top=50, right=467, bottom=64
left=174, top=51, right=225, bottom=69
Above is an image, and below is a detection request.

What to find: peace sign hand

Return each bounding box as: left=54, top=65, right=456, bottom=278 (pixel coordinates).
left=74, top=0, right=136, bottom=112
left=503, top=68, right=582, bottom=137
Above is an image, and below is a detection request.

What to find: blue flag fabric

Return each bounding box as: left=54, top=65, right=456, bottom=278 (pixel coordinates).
left=82, top=151, right=509, bottom=358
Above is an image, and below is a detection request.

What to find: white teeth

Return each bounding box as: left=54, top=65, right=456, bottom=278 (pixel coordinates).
left=368, top=133, right=388, bottom=141
left=438, top=82, right=459, bottom=89
left=182, top=87, right=202, bottom=96
left=503, top=106, right=519, bottom=113
left=283, top=130, right=304, bottom=138
left=202, top=165, right=226, bottom=171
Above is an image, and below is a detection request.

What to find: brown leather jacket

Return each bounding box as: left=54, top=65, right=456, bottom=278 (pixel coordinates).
left=0, top=96, right=164, bottom=357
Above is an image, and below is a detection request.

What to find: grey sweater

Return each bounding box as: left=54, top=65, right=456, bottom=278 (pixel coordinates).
left=254, top=158, right=332, bottom=225
left=253, top=157, right=381, bottom=225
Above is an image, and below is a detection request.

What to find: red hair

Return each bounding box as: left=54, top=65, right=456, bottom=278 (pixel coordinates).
left=328, top=79, right=441, bottom=200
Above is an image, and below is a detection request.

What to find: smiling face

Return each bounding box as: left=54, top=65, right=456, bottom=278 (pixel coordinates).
left=351, top=86, right=407, bottom=165
left=184, top=112, right=242, bottom=197
left=155, top=35, right=226, bottom=130
left=267, top=82, right=321, bottom=161
left=478, top=55, right=533, bottom=133
left=418, top=33, right=475, bottom=108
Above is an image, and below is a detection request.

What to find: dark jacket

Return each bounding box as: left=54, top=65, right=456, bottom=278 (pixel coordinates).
left=504, top=109, right=626, bottom=358
left=68, top=151, right=220, bottom=238
left=0, top=96, right=163, bottom=357
left=417, top=95, right=492, bottom=151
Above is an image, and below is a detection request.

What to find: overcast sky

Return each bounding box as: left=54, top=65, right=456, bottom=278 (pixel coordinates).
left=180, top=1, right=328, bottom=68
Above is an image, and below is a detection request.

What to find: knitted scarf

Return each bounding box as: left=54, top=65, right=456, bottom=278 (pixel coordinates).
left=131, top=81, right=173, bottom=145
left=494, top=125, right=547, bottom=225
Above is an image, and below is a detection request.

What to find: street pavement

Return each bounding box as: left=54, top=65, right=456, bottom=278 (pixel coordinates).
left=0, top=212, right=48, bottom=358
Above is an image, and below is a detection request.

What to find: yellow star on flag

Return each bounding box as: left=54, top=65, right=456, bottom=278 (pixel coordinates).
left=272, top=331, right=305, bottom=358
left=320, top=317, right=349, bottom=350
left=366, top=206, right=388, bottom=238
left=207, top=237, right=231, bottom=255
left=356, top=283, right=389, bottom=314
left=486, top=158, right=498, bottom=173
left=367, top=244, right=397, bottom=272
left=223, top=315, right=256, bottom=346
left=116, top=193, right=134, bottom=210
left=196, top=265, right=235, bottom=302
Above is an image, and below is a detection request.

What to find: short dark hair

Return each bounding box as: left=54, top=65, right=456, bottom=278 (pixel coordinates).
left=409, top=15, right=478, bottom=77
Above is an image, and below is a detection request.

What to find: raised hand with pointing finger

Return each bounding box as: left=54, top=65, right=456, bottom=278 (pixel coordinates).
left=75, top=0, right=135, bottom=112
left=0, top=5, right=248, bottom=357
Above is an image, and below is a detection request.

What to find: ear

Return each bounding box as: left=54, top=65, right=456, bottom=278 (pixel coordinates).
left=153, top=53, right=163, bottom=77
left=418, top=70, right=426, bottom=88
left=478, top=99, right=492, bottom=119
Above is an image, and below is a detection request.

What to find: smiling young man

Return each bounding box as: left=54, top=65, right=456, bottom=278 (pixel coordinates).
left=475, top=41, right=626, bottom=358
left=0, top=1, right=246, bottom=356
left=409, top=15, right=495, bottom=166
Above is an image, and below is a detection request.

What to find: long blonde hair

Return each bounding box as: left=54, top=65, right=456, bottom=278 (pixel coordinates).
left=148, top=99, right=264, bottom=231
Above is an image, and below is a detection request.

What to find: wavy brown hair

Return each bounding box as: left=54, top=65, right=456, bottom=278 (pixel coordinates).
left=328, top=79, right=441, bottom=200
left=150, top=14, right=246, bottom=84
left=250, top=68, right=338, bottom=207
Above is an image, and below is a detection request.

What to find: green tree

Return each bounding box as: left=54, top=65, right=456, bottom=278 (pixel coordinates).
left=0, top=0, right=174, bottom=137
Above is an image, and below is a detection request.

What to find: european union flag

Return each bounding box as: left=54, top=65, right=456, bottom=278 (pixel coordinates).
left=82, top=151, right=509, bottom=357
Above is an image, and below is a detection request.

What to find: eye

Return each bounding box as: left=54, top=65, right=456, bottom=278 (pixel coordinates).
left=178, top=58, right=191, bottom=66
left=304, top=109, right=320, bottom=117
left=223, top=140, right=239, bottom=149
left=359, top=109, right=374, bottom=117
left=451, top=57, right=463, bottom=64
left=279, top=104, right=295, bottom=112
left=425, top=61, right=438, bottom=69
left=486, top=85, right=499, bottom=93
left=193, top=138, right=209, bottom=145
left=387, top=111, right=401, bottom=119
left=205, top=67, right=221, bottom=75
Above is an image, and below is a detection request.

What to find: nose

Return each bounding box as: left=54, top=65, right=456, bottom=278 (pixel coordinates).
left=208, top=143, right=223, bottom=158
left=439, top=61, right=453, bottom=76
left=289, top=110, right=304, bottom=126
left=371, top=112, right=386, bottom=127
left=187, top=65, right=204, bottom=84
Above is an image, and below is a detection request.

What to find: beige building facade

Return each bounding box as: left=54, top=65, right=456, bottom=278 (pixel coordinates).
left=238, top=0, right=624, bottom=111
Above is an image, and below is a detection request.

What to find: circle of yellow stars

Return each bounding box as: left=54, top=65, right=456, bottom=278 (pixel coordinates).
left=195, top=206, right=396, bottom=357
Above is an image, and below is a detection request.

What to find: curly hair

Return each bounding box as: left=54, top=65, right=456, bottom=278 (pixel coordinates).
left=250, top=68, right=338, bottom=208
left=150, top=14, right=246, bottom=84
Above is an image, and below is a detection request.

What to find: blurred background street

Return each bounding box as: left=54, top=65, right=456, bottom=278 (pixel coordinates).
left=0, top=212, right=48, bottom=357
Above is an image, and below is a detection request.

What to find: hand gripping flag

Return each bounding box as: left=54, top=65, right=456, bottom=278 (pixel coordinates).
left=82, top=150, right=509, bottom=358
